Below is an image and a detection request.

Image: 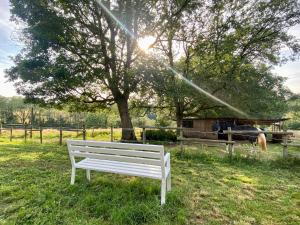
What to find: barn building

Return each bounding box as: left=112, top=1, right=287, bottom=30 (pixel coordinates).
left=182, top=117, right=289, bottom=141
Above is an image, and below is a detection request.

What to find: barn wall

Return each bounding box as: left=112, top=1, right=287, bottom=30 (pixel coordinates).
left=183, top=119, right=218, bottom=139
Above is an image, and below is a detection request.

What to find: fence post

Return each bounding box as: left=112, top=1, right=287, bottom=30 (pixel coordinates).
left=40, top=126, right=43, bottom=144
left=282, top=129, right=288, bottom=158
left=142, top=127, right=146, bottom=144
left=180, top=126, right=183, bottom=152
left=110, top=125, right=113, bottom=142
left=30, top=125, right=33, bottom=139
left=10, top=126, right=12, bottom=142
left=59, top=126, right=62, bottom=145
left=24, top=124, right=27, bottom=142
left=228, top=127, right=233, bottom=159
left=83, top=124, right=86, bottom=140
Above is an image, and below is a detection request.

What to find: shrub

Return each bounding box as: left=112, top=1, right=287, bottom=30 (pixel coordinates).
left=155, top=117, right=172, bottom=127
left=142, top=129, right=177, bottom=142
left=85, top=112, right=108, bottom=128
left=286, top=121, right=300, bottom=130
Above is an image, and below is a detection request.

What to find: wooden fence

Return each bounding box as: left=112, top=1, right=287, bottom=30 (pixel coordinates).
left=223, top=129, right=295, bottom=158
left=141, top=126, right=298, bottom=158
left=0, top=124, right=118, bottom=145
left=1, top=123, right=299, bottom=158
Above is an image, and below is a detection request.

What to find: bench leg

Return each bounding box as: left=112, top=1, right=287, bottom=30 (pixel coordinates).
left=161, top=179, right=166, bottom=205
left=71, top=167, right=76, bottom=185
left=86, top=169, right=91, bottom=182
left=167, top=172, right=171, bottom=192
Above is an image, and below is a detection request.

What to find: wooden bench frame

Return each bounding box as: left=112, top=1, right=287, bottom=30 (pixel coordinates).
left=67, top=140, right=171, bottom=205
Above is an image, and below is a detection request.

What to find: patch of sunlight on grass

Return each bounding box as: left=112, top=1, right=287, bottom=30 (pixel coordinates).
left=235, top=174, right=257, bottom=184
left=17, top=152, right=42, bottom=161
left=5, top=147, right=20, bottom=150
left=0, top=156, right=12, bottom=162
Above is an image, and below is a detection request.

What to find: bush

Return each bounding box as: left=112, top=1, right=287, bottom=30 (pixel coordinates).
left=286, top=121, right=300, bottom=130
left=155, top=117, right=172, bottom=127
left=85, top=112, right=115, bottom=128
left=142, top=129, right=177, bottom=142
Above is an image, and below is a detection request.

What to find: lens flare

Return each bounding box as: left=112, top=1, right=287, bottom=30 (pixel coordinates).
left=95, top=0, right=248, bottom=118
left=138, top=36, right=156, bottom=52
left=167, top=67, right=248, bottom=117
left=96, top=0, right=135, bottom=39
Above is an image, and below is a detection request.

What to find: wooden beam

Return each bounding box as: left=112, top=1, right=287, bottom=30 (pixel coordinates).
left=178, top=138, right=235, bottom=144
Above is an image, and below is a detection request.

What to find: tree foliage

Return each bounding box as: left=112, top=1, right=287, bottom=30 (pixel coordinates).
left=141, top=0, right=299, bottom=124
left=7, top=0, right=184, bottom=139
left=6, top=0, right=300, bottom=137
left=0, top=96, right=33, bottom=124
left=286, top=94, right=300, bottom=130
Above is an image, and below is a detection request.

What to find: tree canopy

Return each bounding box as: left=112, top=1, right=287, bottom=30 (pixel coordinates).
left=7, top=0, right=166, bottom=139
left=6, top=0, right=300, bottom=139
left=138, top=0, right=299, bottom=124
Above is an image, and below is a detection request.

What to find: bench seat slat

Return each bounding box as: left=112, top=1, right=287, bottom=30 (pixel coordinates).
left=68, top=140, right=163, bottom=152
left=72, top=152, right=161, bottom=166
left=76, top=159, right=163, bottom=179
left=78, top=158, right=162, bottom=172
left=77, top=159, right=162, bottom=175
left=76, top=159, right=170, bottom=179
left=70, top=146, right=161, bottom=159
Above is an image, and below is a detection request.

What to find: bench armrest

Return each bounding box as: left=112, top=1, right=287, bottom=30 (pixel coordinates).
left=164, top=153, right=170, bottom=165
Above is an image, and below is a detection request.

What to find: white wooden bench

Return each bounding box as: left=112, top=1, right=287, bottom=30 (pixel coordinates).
left=67, top=140, right=171, bottom=205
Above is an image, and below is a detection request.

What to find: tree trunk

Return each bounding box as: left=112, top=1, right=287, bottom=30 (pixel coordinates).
left=175, top=100, right=184, bottom=135
left=176, top=113, right=183, bottom=128
left=116, top=97, right=136, bottom=141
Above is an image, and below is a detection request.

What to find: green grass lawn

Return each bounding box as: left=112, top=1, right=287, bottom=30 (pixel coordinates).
left=0, top=139, right=300, bottom=224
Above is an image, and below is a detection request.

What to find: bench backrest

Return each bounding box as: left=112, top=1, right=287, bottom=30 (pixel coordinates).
left=67, top=140, right=165, bottom=168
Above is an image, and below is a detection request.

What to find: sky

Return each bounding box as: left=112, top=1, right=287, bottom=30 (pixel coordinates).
left=0, top=0, right=299, bottom=97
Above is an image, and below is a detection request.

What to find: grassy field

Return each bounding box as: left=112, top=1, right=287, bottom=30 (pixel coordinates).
left=0, top=136, right=300, bottom=224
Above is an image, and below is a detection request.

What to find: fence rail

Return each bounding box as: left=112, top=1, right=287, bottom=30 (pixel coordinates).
left=223, top=130, right=293, bottom=135
left=285, top=143, right=300, bottom=147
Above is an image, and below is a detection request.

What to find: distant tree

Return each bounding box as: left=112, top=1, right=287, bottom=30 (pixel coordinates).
left=11, top=97, right=31, bottom=124
left=0, top=96, right=9, bottom=123
left=0, top=96, right=34, bottom=124
left=286, top=94, right=300, bottom=130
left=86, top=112, right=108, bottom=128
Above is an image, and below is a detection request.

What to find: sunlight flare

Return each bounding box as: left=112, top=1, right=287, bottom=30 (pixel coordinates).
left=137, top=36, right=156, bottom=52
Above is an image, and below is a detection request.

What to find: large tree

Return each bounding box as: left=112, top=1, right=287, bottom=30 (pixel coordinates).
left=142, top=0, right=299, bottom=125
left=6, top=0, right=189, bottom=139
